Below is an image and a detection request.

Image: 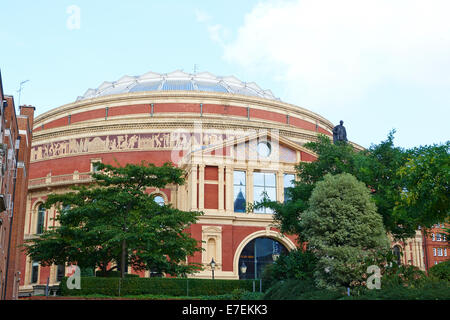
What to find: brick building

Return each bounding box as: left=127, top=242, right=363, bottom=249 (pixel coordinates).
left=18, top=70, right=435, bottom=296
left=422, top=223, right=449, bottom=269
left=0, top=71, right=35, bottom=299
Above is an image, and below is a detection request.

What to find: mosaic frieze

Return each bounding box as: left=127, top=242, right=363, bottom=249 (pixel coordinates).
left=31, top=132, right=227, bottom=161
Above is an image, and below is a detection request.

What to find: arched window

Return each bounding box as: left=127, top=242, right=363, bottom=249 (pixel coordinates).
left=153, top=195, right=165, bottom=206
left=238, top=237, right=288, bottom=279
left=393, top=245, right=402, bottom=265
left=36, top=205, right=46, bottom=234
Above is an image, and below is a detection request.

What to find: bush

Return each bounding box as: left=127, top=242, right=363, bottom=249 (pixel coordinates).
left=264, top=279, right=344, bottom=300
left=381, top=264, right=428, bottom=289
left=343, top=281, right=450, bottom=300
left=264, top=277, right=450, bottom=300
left=428, top=260, right=450, bottom=281
left=60, top=277, right=262, bottom=297
left=261, top=249, right=317, bottom=290
left=300, top=173, right=390, bottom=290
left=240, top=291, right=265, bottom=300
left=95, top=270, right=139, bottom=278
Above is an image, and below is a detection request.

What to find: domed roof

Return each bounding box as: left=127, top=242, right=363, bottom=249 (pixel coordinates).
left=76, top=70, right=279, bottom=102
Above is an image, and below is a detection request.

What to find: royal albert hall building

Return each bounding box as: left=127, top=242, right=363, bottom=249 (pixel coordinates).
left=18, top=70, right=426, bottom=294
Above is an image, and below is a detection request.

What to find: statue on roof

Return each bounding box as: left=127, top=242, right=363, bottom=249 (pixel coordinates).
left=333, top=120, right=348, bottom=144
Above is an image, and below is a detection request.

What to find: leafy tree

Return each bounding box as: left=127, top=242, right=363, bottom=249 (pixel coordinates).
left=268, top=135, right=360, bottom=240
left=261, top=249, right=318, bottom=289
left=397, top=142, right=450, bottom=231
left=355, top=131, right=416, bottom=239
left=427, top=260, right=450, bottom=282
left=23, top=161, right=203, bottom=278
left=300, top=173, right=390, bottom=290
left=267, top=131, right=448, bottom=240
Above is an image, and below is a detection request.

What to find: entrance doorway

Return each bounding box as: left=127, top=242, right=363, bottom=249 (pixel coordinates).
left=238, top=237, right=288, bottom=279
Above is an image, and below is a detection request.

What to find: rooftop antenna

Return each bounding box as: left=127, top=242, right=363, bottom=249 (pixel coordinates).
left=17, top=80, right=30, bottom=107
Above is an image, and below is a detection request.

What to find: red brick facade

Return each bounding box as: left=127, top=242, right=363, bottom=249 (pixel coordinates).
left=422, top=223, right=449, bottom=270
left=0, top=72, right=35, bottom=300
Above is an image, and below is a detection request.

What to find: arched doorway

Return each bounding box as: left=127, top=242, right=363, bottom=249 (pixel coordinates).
left=238, top=237, right=288, bottom=279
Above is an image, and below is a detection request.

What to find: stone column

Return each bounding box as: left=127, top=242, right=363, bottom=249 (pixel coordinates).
left=225, top=166, right=233, bottom=213
left=277, top=171, right=284, bottom=203
left=246, top=168, right=254, bottom=210
left=190, top=164, right=198, bottom=210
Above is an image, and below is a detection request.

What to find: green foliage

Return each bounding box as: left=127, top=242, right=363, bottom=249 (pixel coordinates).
left=264, top=132, right=449, bottom=241
left=343, top=281, right=450, bottom=300
left=264, top=277, right=450, bottom=300
left=59, top=277, right=262, bottom=297
left=261, top=249, right=317, bottom=290
left=95, top=270, right=139, bottom=278
left=381, top=264, right=428, bottom=289
left=267, top=135, right=359, bottom=239
left=264, top=279, right=344, bottom=300
left=428, top=260, right=450, bottom=282
left=301, top=173, right=390, bottom=289
left=23, top=161, right=203, bottom=277
left=357, top=131, right=414, bottom=239
left=239, top=291, right=265, bottom=300
left=397, top=142, right=450, bottom=230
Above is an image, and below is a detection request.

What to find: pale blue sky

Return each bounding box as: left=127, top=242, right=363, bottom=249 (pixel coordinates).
left=1, top=0, right=449, bottom=149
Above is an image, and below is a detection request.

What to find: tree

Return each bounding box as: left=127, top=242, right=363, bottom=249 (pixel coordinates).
left=356, top=131, right=414, bottom=239
left=300, top=173, right=390, bottom=290
left=261, top=249, right=318, bottom=289
left=266, top=131, right=447, bottom=240
left=267, top=135, right=359, bottom=240
left=397, top=142, right=450, bottom=230
left=23, top=161, right=203, bottom=278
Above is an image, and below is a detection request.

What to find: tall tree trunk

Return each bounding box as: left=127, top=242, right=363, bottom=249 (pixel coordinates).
left=121, top=239, right=127, bottom=279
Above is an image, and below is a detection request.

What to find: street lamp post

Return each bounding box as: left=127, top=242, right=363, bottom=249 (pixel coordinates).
left=210, top=258, right=216, bottom=280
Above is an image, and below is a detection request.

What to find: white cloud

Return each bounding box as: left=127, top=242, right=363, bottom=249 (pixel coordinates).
left=195, top=9, right=230, bottom=48
left=220, top=0, right=450, bottom=114
left=195, top=9, right=212, bottom=23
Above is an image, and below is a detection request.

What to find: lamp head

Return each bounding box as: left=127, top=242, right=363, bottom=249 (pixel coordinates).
left=240, top=262, right=247, bottom=274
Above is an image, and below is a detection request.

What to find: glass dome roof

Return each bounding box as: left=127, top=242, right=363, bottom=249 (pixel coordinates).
left=76, top=70, right=279, bottom=102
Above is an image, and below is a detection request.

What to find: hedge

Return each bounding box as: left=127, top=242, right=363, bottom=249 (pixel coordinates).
left=428, top=260, right=450, bottom=282
left=264, top=279, right=450, bottom=300
left=60, top=277, right=262, bottom=297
